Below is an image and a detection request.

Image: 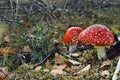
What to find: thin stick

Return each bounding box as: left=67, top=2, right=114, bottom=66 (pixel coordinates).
left=15, top=0, right=19, bottom=20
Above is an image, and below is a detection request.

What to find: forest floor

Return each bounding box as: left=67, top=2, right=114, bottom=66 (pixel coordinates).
left=0, top=0, right=120, bottom=80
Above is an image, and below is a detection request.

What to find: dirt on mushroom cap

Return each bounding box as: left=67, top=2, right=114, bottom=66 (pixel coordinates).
left=78, top=24, right=115, bottom=46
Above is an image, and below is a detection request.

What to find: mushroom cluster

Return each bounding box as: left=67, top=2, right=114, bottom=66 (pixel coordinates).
left=78, top=24, right=115, bottom=60
left=63, top=27, right=83, bottom=53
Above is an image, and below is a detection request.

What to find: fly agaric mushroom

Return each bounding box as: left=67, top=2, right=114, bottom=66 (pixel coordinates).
left=112, top=57, right=120, bottom=80
left=63, top=27, right=82, bottom=53
left=78, top=24, right=114, bottom=60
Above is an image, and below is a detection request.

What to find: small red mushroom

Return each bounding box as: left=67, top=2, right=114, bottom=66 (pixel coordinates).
left=63, top=27, right=83, bottom=52
left=78, top=24, right=115, bottom=60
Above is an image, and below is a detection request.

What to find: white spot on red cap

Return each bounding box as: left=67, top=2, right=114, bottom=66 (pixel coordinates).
left=78, top=24, right=115, bottom=46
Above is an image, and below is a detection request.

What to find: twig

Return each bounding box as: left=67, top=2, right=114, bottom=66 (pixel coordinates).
left=31, top=54, right=51, bottom=70
left=0, top=69, right=7, bottom=76
left=15, top=0, right=19, bottom=20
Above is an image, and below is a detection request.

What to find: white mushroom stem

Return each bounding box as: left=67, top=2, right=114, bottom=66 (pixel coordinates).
left=69, top=44, right=77, bottom=53
left=96, top=46, right=107, bottom=60
left=118, top=35, right=120, bottom=41
left=112, top=57, right=120, bottom=80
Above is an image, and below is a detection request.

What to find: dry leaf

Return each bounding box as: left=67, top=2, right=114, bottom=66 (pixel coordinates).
left=9, top=72, right=16, bottom=80
left=52, top=63, right=67, bottom=70
left=51, top=63, right=67, bottom=76
left=71, top=53, right=80, bottom=58
left=3, top=35, right=10, bottom=42
left=0, top=47, right=16, bottom=55
left=100, top=70, right=110, bottom=77
left=54, top=53, right=64, bottom=64
left=61, top=47, right=67, bottom=53
left=78, top=64, right=91, bottom=74
left=23, top=18, right=31, bottom=28
left=23, top=45, right=32, bottom=53
left=100, top=59, right=111, bottom=68
left=70, top=66, right=77, bottom=75
left=0, top=67, right=9, bottom=80
left=34, top=66, right=42, bottom=72
left=45, top=60, right=51, bottom=69
left=68, top=59, right=81, bottom=66
left=50, top=70, right=66, bottom=76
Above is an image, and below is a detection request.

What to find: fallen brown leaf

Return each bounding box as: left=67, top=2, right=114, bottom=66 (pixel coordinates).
left=100, top=59, right=111, bottom=68
left=52, top=63, right=67, bottom=70
left=70, top=66, right=77, bottom=75
left=45, top=60, right=51, bottom=69
left=23, top=45, right=32, bottom=53
left=54, top=53, right=64, bottom=64
left=61, top=47, right=67, bottom=53
left=100, top=70, right=110, bottom=77
left=3, top=35, right=10, bottom=43
left=50, top=69, right=66, bottom=76
left=0, top=47, right=16, bottom=55
left=0, top=67, right=9, bottom=80
left=23, top=18, right=31, bottom=28
left=34, top=66, right=42, bottom=72
left=78, top=64, right=91, bottom=74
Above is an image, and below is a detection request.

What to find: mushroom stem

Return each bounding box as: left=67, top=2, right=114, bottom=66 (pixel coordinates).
left=96, top=46, right=107, bottom=60
left=112, top=57, right=120, bottom=80
left=118, top=35, right=120, bottom=41
left=69, top=44, right=77, bottom=53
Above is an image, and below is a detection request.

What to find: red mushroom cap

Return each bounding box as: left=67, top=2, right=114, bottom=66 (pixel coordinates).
left=63, top=27, right=83, bottom=44
left=78, top=24, right=115, bottom=46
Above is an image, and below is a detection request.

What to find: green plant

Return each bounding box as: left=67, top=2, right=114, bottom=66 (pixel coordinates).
left=28, top=22, right=54, bottom=63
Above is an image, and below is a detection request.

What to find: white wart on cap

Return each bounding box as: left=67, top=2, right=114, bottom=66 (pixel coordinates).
left=78, top=24, right=115, bottom=60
